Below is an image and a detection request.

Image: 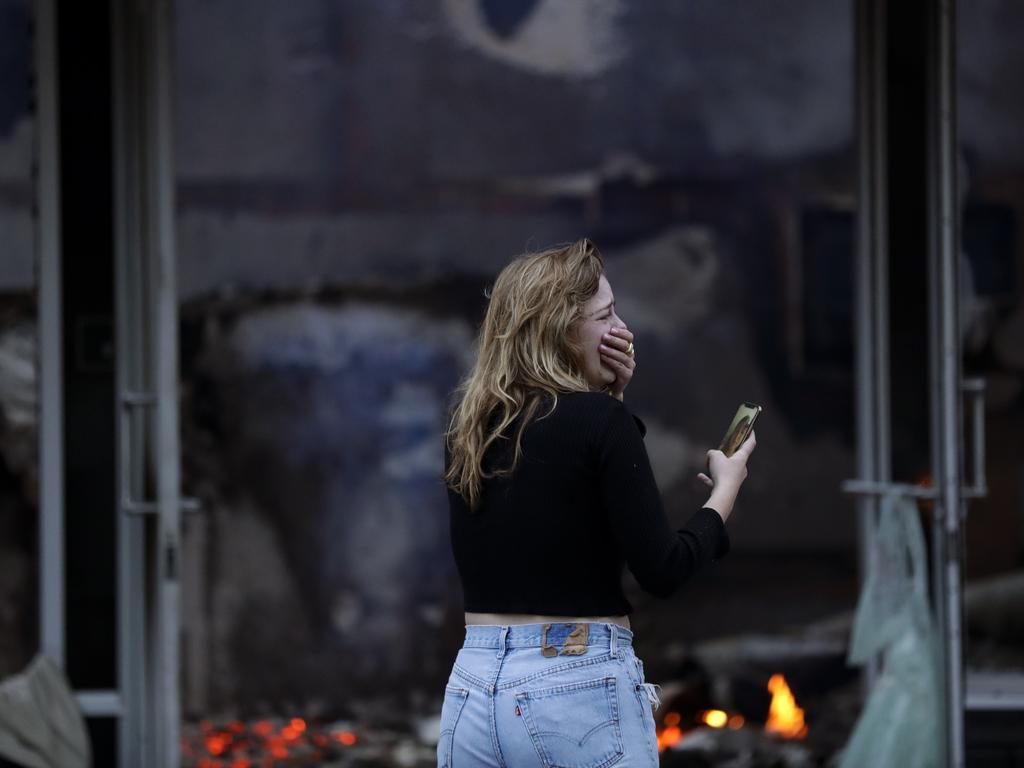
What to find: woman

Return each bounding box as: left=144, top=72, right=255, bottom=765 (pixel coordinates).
left=439, top=238, right=755, bottom=767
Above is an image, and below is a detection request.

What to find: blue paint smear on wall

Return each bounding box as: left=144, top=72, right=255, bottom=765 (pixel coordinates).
left=212, top=305, right=470, bottom=676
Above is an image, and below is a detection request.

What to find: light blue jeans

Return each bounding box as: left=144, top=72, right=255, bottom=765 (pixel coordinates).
left=438, top=622, right=662, bottom=767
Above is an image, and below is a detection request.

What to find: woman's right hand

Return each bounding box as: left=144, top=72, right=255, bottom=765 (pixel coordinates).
left=697, top=430, right=756, bottom=491
left=696, top=434, right=753, bottom=524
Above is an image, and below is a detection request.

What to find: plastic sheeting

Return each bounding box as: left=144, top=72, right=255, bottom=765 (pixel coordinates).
left=837, top=493, right=943, bottom=768
left=0, top=654, right=90, bottom=768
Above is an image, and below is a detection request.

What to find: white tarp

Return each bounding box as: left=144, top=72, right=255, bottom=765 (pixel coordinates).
left=0, top=654, right=90, bottom=768
left=838, top=493, right=943, bottom=768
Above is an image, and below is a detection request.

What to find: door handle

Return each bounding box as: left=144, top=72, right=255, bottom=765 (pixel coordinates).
left=960, top=377, right=987, bottom=499
left=119, top=390, right=202, bottom=516
left=841, top=377, right=987, bottom=501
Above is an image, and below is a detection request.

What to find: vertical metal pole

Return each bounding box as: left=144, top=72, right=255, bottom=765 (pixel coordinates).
left=853, top=0, right=872, bottom=693
left=149, top=1, right=183, bottom=764
left=854, top=0, right=888, bottom=693
left=868, top=0, right=890, bottom=611
left=927, top=0, right=965, bottom=763
left=114, top=0, right=182, bottom=763
left=35, top=0, right=66, bottom=668
left=925, top=14, right=948, bottom=766
left=112, top=0, right=147, bottom=763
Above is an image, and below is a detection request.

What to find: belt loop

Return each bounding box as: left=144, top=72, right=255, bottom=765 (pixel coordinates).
left=610, top=624, right=618, bottom=655
left=497, top=625, right=509, bottom=658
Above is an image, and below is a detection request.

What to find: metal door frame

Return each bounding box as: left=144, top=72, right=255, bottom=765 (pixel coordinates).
left=36, top=1, right=182, bottom=765
left=111, top=0, right=183, bottom=764
left=36, top=0, right=65, bottom=688
left=846, top=0, right=970, bottom=764
left=846, top=1, right=1024, bottom=766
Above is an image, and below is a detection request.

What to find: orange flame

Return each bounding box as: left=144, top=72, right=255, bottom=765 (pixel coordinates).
left=764, top=674, right=808, bottom=739
left=655, top=712, right=685, bottom=751
left=657, top=724, right=685, bottom=751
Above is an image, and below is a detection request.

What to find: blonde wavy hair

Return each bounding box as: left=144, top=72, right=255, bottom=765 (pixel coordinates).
left=443, top=238, right=606, bottom=512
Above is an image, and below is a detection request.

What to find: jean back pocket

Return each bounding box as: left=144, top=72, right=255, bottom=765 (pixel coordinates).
left=437, top=684, right=469, bottom=767
left=515, top=676, right=623, bottom=768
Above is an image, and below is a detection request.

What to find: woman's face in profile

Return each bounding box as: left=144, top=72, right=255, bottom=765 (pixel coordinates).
left=573, top=274, right=627, bottom=391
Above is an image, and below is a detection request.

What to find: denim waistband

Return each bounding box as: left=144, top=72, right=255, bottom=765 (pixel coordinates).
left=462, top=622, right=633, bottom=653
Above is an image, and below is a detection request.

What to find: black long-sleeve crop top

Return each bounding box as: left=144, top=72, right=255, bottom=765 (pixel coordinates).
left=443, top=391, right=729, bottom=616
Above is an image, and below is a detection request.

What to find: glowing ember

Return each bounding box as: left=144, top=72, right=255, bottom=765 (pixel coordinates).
left=252, top=721, right=273, bottom=737
left=181, top=717, right=358, bottom=766
left=204, top=733, right=230, bottom=755
left=702, top=709, right=729, bottom=728
left=765, top=674, right=808, bottom=739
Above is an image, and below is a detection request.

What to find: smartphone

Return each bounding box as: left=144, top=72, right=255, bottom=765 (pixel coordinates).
left=719, top=402, right=762, bottom=457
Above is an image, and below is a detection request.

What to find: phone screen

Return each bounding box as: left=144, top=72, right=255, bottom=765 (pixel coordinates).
left=719, top=402, right=762, bottom=457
